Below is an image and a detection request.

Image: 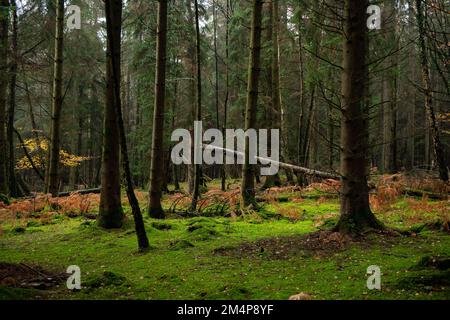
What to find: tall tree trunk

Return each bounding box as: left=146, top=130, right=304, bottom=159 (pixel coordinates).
left=212, top=0, right=224, bottom=191
left=221, top=0, right=230, bottom=192
left=335, top=0, right=383, bottom=234
left=186, top=0, right=196, bottom=194
left=69, top=84, right=83, bottom=189
left=7, top=0, right=19, bottom=196
left=105, top=0, right=149, bottom=250
left=98, top=0, right=124, bottom=228
left=190, top=0, right=203, bottom=212
left=296, top=5, right=306, bottom=185
left=148, top=0, right=168, bottom=219
left=274, top=0, right=294, bottom=185
left=241, top=0, right=263, bottom=208
left=381, top=3, right=398, bottom=173
left=328, top=106, right=334, bottom=171
left=87, top=83, right=96, bottom=187
left=46, top=0, right=64, bottom=196
left=262, top=0, right=282, bottom=189
left=415, top=0, right=448, bottom=182
left=0, top=0, right=9, bottom=195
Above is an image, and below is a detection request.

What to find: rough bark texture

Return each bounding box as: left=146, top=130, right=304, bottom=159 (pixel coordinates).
left=241, top=0, right=263, bottom=208
left=98, top=0, right=124, bottom=229
left=7, top=0, right=18, bottom=196
left=221, top=0, right=230, bottom=192
left=0, top=0, right=9, bottom=195
left=335, top=0, right=383, bottom=235
left=148, top=0, right=168, bottom=219
left=190, top=0, right=203, bottom=212
left=381, top=3, right=398, bottom=173
left=185, top=0, right=196, bottom=194
left=46, top=0, right=64, bottom=196
left=262, top=0, right=281, bottom=190
left=105, top=0, right=150, bottom=250
left=415, top=0, right=448, bottom=183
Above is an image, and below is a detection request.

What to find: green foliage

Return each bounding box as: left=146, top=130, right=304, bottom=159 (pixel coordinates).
left=0, top=194, right=10, bottom=205
left=11, top=226, right=26, bottom=234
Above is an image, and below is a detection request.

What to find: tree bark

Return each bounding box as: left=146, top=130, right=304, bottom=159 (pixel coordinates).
left=262, top=0, right=282, bottom=190
left=98, top=0, right=124, bottom=228
left=335, top=0, right=383, bottom=235
left=221, top=0, right=230, bottom=192
left=241, top=0, right=263, bottom=208
left=105, top=0, right=149, bottom=250
left=0, top=0, right=9, bottom=195
left=415, top=0, right=448, bottom=182
left=190, top=0, right=203, bottom=212
left=7, top=0, right=19, bottom=196
left=381, top=3, right=398, bottom=173
left=185, top=0, right=196, bottom=194
left=148, top=0, right=168, bottom=219
left=46, top=0, right=64, bottom=196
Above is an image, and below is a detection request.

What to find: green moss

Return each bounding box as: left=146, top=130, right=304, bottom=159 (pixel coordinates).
left=1, top=194, right=449, bottom=300
left=12, top=226, right=26, bottom=234
left=84, top=271, right=128, bottom=289
left=169, top=240, right=195, bottom=250
left=0, top=286, right=41, bottom=300
left=0, top=194, right=10, bottom=205
left=151, top=221, right=174, bottom=231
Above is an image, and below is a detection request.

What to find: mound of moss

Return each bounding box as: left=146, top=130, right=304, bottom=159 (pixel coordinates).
left=169, top=240, right=195, bottom=250
left=186, top=218, right=221, bottom=241
left=151, top=221, right=173, bottom=231
left=84, top=271, right=128, bottom=289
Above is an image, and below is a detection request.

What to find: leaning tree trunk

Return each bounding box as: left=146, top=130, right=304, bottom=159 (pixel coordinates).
left=104, top=0, right=150, bottom=250
left=241, top=0, right=263, bottom=208
left=46, top=0, right=64, bottom=196
left=148, top=0, right=168, bottom=219
left=415, top=0, right=448, bottom=183
left=0, top=0, right=9, bottom=195
left=334, top=0, right=383, bottom=235
left=98, top=0, right=124, bottom=228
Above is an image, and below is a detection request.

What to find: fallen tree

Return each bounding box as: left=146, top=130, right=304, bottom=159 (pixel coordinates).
left=203, top=144, right=339, bottom=180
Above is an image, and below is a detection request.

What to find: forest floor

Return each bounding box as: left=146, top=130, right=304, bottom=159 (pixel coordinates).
left=0, top=177, right=449, bottom=300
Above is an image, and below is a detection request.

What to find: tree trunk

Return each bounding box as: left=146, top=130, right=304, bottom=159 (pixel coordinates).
left=69, top=85, right=83, bottom=189
left=262, top=0, right=281, bottom=189
left=335, top=0, right=383, bottom=235
left=241, top=0, right=263, bottom=208
left=7, top=0, right=19, bottom=197
left=274, top=0, right=295, bottom=185
left=98, top=0, right=124, bottom=228
left=0, top=0, right=9, bottom=195
left=105, top=0, right=149, bottom=250
left=190, top=0, right=203, bottom=212
left=148, top=0, right=168, bottom=219
left=46, top=0, right=64, bottom=196
left=381, top=3, right=398, bottom=173
left=221, top=0, right=230, bottom=192
left=415, top=0, right=448, bottom=182
left=186, top=0, right=196, bottom=194
left=296, top=5, right=306, bottom=186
